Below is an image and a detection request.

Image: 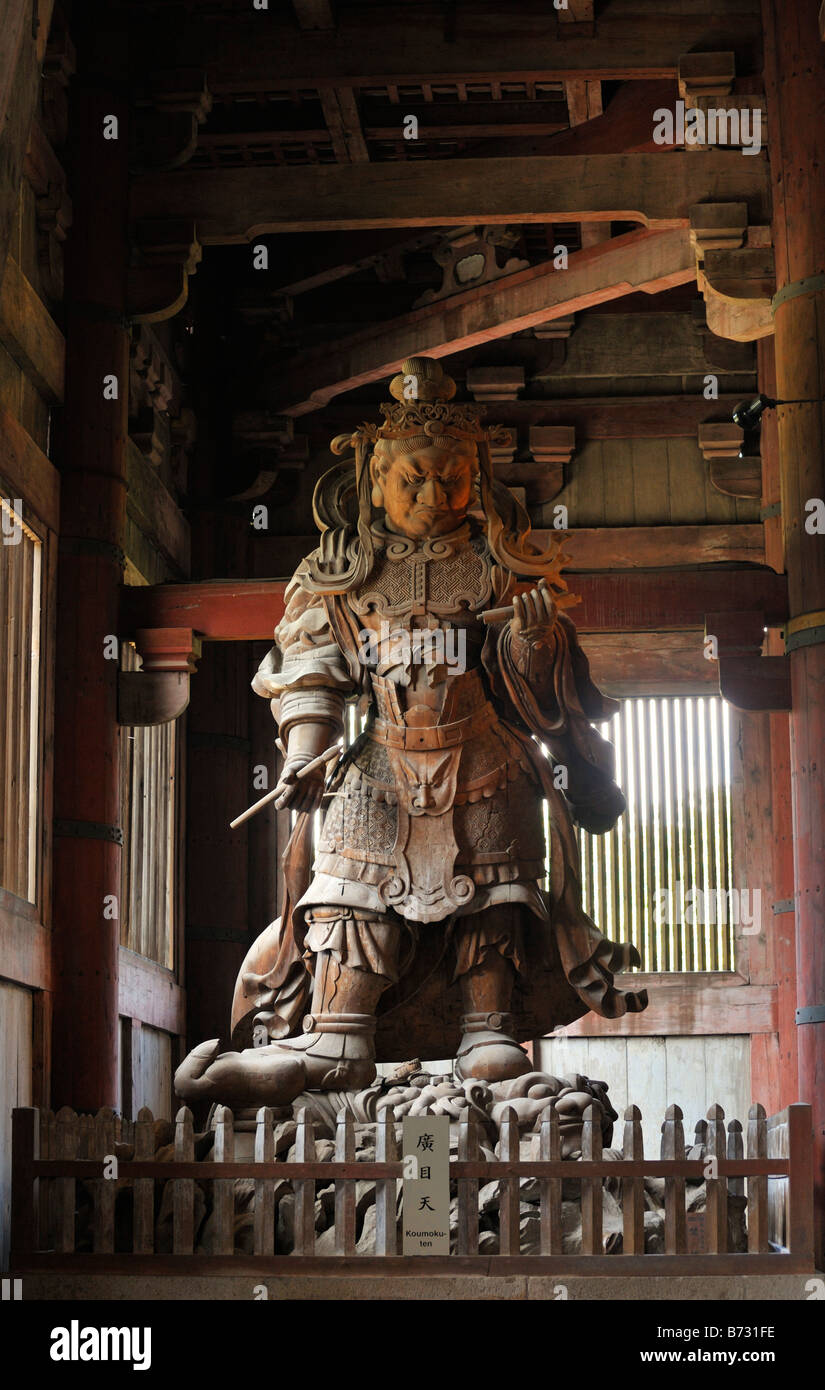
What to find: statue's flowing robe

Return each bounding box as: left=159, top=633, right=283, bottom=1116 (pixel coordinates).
left=231, top=523, right=647, bottom=1058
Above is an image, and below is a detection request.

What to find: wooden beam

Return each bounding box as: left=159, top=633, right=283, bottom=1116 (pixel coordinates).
left=584, top=631, right=718, bottom=695
left=0, top=406, right=60, bottom=531
left=471, top=79, right=677, bottom=159
left=325, top=394, right=750, bottom=441
left=130, top=152, right=771, bottom=243
left=119, top=948, right=186, bottom=1035
left=0, top=2, right=56, bottom=284
left=556, top=976, right=776, bottom=1038
left=319, top=86, right=369, bottom=163
left=121, top=567, right=788, bottom=642
left=272, top=228, right=696, bottom=414
left=126, top=439, right=191, bottom=576
left=0, top=255, right=65, bottom=403
left=150, top=6, right=762, bottom=89
left=0, top=890, right=53, bottom=991
left=555, top=523, right=764, bottom=570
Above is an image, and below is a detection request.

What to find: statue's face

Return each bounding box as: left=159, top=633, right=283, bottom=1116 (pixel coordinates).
left=373, top=445, right=475, bottom=539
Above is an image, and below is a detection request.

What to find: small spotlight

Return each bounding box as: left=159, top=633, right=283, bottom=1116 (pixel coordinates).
left=732, top=394, right=776, bottom=430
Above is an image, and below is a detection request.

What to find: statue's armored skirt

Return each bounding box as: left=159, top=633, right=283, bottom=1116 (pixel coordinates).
left=235, top=521, right=647, bottom=1061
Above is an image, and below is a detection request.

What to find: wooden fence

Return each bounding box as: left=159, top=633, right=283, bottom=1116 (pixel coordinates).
left=9, top=1101, right=814, bottom=1277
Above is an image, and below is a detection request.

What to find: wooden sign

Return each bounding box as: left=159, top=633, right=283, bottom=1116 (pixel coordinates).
left=402, top=1115, right=450, bottom=1255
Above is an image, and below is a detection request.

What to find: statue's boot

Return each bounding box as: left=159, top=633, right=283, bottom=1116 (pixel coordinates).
left=455, top=952, right=531, bottom=1083
left=175, top=954, right=386, bottom=1107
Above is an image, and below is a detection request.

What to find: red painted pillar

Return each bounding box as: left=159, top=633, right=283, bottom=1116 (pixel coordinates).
left=762, top=0, right=825, bottom=1261
left=51, top=9, right=129, bottom=1110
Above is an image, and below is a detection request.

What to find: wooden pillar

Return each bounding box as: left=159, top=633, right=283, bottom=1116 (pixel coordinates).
left=51, top=9, right=129, bottom=1110
left=758, top=337, right=799, bottom=1112
left=762, top=0, right=825, bottom=1259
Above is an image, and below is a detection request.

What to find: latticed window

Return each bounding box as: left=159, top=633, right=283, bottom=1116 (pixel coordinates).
left=119, top=643, right=177, bottom=970
left=570, top=696, right=735, bottom=973
left=0, top=494, right=43, bottom=904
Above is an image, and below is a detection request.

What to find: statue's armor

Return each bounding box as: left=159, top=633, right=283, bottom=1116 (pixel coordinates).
left=300, top=527, right=549, bottom=925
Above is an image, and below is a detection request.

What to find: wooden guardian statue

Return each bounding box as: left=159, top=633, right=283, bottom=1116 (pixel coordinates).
left=176, top=357, right=647, bottom=1107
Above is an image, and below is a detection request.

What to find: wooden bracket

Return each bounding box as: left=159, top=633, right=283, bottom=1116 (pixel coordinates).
left=466, top=366, right=525, bottom=403
left=117, top=626, right=202, bottom=726
left=133, top=69, right=212, bottom=172
left=414, top=226, right=529, bottom=307
left=229, top=411, right=307, bottom=501
left=128, top=219, right=201, bottom=323
left=704, top=610, right=791, bottom=711
left=690, top=206, right=775, bottom=342
left=697, top=421, right=760, bottom=499
left=678, top=52, right=735, bottom=101
left=496, top=425, right=575, bottom=506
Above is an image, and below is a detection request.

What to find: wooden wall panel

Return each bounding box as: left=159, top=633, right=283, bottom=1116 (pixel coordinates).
left=545, top=436, right=759, bottom=530
left=536, top=1034, right=752, bottom=1158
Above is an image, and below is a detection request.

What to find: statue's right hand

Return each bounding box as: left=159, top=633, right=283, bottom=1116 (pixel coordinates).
left=273, top=756, right=326, bottom=814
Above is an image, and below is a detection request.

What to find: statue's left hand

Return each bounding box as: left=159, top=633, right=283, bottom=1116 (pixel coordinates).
left=510, top=579, right=557, bottom=645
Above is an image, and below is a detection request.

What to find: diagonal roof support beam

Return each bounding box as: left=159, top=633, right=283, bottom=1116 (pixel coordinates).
left=269, top=227, right=696, bottom=415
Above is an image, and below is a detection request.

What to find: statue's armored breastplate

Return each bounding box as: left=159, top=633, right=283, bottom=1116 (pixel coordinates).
left=350, top=527, right=493, bottom=623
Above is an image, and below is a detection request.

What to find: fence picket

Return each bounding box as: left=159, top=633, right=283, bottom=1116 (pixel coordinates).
left=293, top=1109, right=316, bottom=1256
left=457, top=1109, right=479, bottom=1256
left=747, top=1103, right=768, bottom=1253
left=253, top=1107, right=275, bottom=1256
left=705, top=1104, right=727, bottom=1253
left=375, top=1109, right=398, bottom=1256
left=134, top=1106, right=155, bottom=1254
left=173, top=1106, right=195, bottom=1255
left=622, top=1105, right=645, bottom=1254
left=212, top=1106, right=235, bottom=1255
left=498, top=1106, right=520, bottom=1255
left=334, top=1110, right=356, bottom=1256
left=93, top=1107, right=116, bottom=1254
left=39, top=1108, right=54, bottom=1252
left=727, top=1119, right=744, bottom=1198
left=55, top=1107, right=77, bottom=1253
left=539, top=1104, right=562, bottom=1255
left=581, top=1103, right=603, bottom=1254
left=662, top=1104, right=686, bottom=1254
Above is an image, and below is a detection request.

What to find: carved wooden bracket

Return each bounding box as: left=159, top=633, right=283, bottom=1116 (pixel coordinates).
left=24, top=120, right=72, bottom=301
left=690, top=205, right=774, bottom=342
left=697, top=421, right=761, bottom=499
left=677, top=52, right=735, bottom=101
left=42, top=18, right=76, bottom=148
left=128, top=219, right=202, bottom=323
left=134, top=69, right=213, bottom=172
left=129, top=323, right=181, bottom=470
left=118, top=627, right=202, bottom=726
left=704, top=610, right=791, bottom=711
left=466, top=366, right=525, bottom=402
left=414, top=226, right=529, bottom=307
left=496, top=425, right=575, bottom=505
left=532, top=314, right=576, bottom=341
left=229, top=411, right=308, bottom=500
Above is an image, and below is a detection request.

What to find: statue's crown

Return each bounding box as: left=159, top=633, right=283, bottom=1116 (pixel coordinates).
left=373, top=357, right=491, bottom=443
